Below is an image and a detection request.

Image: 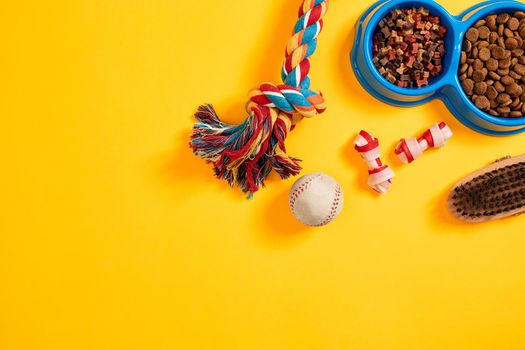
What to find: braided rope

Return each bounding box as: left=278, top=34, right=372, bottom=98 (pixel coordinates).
left=190, top=0, right=329, bottom=195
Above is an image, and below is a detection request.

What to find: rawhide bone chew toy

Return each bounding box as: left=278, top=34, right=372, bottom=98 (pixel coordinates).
left=448, top=154, right=525, bottom=223
left=190, top=0, right=329, bottom=195
left=354, top=130, right=394, bottom=194
left=394, top=122, right=452, bottom=164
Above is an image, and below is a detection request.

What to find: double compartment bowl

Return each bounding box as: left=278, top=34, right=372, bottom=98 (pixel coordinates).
left=351, top=0, right=525, bottom=136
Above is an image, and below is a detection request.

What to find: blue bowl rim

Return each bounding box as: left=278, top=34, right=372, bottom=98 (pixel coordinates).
left=453, top=1, right=525, bottom=126
left=354, top=0, right=525, bottom=129
left=362, top=0, right=456, bottom=96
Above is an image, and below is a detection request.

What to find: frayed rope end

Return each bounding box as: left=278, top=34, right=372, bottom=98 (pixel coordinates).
left=189, top=104, right=301, bottom=195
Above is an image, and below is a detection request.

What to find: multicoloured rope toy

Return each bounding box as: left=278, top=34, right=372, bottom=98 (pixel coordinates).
left=190, top=0, right=329, bottom=195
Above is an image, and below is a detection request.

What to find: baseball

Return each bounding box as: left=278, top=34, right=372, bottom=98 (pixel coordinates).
left=289, top=173, right=344, bottom=227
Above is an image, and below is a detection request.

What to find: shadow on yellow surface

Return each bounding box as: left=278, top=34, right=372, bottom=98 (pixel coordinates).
left=430, top=180, right=474, bottom=231
left=335, top=25, right=387, bottom=113
left=157, top=130, right=245, bottom=201
left=255, top=185, right=312, bottom=248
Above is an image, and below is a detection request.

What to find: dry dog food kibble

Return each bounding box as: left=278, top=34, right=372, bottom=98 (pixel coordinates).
left=459, top=11, right=525, bottom=118
left=372, top=7, right=447, bottom=88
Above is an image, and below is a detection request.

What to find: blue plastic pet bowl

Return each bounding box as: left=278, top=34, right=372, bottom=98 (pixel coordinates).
left=351, top=0, right=525, bottom=136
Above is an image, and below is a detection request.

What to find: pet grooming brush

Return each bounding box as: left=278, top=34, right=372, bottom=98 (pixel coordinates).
left=448, top=154, right=525, bottom=223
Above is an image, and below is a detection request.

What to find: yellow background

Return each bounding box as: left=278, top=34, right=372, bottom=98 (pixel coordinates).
left=1, top=0, right=525, bottom=349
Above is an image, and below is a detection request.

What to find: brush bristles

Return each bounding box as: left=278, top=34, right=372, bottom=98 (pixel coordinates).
left=450, top=161, right=525, bottom=221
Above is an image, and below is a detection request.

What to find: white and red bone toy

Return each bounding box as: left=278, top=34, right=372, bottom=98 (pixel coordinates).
left=394, top=122, right=453, bottom=164
left=354, top=130, right=395, bottom=194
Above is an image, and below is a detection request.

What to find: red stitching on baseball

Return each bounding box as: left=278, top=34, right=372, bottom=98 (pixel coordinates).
left=316, top=185, right=341, bottom=226
left=289, top=173, right=323, bottom=213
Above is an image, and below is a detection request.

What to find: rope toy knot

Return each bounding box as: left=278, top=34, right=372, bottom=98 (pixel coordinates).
left=190, top=0, right=329, bottom=196
left=247, top=83, right=326, bottom=119
left=354, top=130, right=395, bottom=194
left=395, top=122, right=453, bottom=164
